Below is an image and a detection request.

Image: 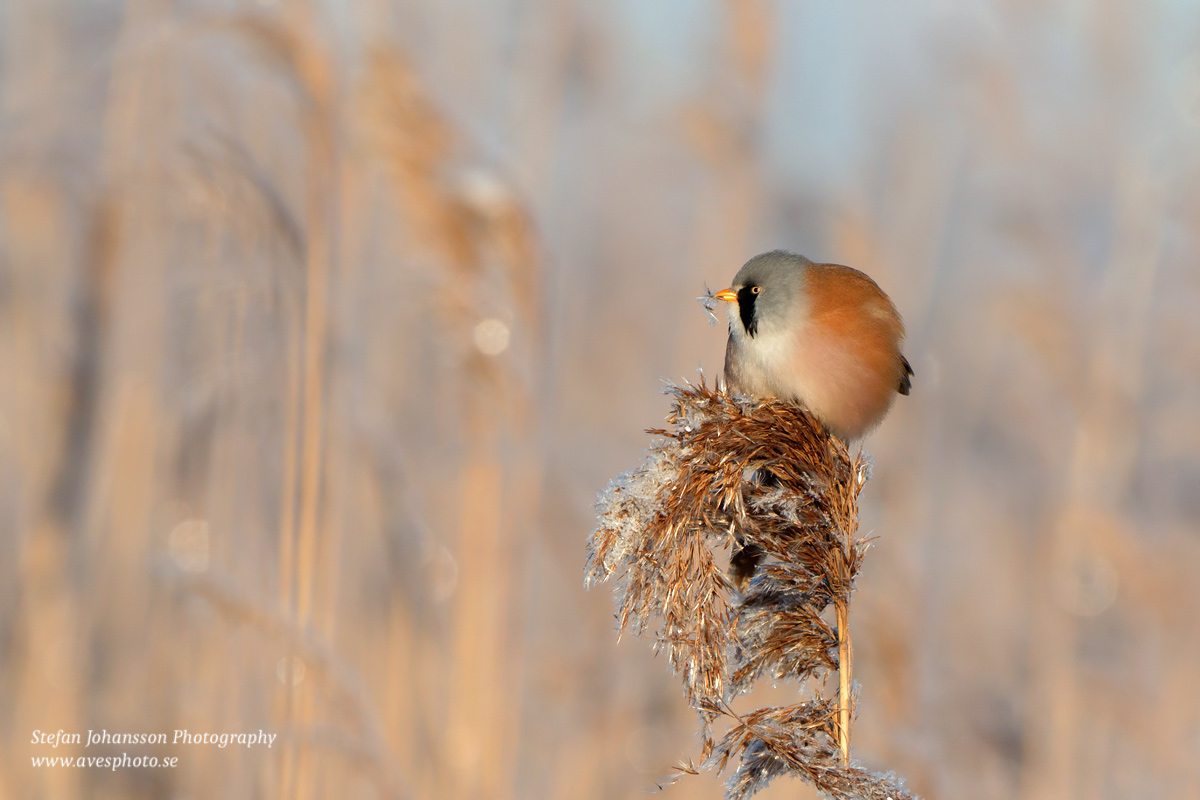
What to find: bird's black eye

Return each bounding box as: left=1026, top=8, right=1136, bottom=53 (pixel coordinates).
left=751, top=286, right=761, bottom=294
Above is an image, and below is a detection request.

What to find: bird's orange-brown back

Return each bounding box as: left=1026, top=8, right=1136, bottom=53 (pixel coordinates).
left=802, top=263, right=905, bottom=358
left=793, top=263, right=907, bottom=437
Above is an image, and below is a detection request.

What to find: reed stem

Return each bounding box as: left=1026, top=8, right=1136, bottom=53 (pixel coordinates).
left=836, top=597, right=852, bottom=765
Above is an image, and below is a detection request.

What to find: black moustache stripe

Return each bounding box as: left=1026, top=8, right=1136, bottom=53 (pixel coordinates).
left=738, top=286, right=758, bottom=337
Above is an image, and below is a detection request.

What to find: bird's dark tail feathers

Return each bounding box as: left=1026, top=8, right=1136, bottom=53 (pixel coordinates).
left=898, top=356, right=914, bottom=395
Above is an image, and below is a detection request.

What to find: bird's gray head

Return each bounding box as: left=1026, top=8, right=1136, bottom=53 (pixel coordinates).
left=726, top=250, right=810, bottom=338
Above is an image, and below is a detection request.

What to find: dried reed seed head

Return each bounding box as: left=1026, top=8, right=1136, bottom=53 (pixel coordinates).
left=587, top=380, right=916, bottom=799
left=711, top=699, right=916, bottom=800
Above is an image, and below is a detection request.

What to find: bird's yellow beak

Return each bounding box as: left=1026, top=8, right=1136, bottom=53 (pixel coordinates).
left=714, top=289, right=738, bottom=303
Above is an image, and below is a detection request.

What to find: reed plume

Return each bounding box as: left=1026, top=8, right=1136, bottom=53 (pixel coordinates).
left=586, top=381, right=917, bottom=800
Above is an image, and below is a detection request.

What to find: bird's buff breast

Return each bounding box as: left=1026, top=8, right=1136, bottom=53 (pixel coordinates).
left=725, top=327, right=797, bottom=399
left=725, top=323, right=896, bottom=440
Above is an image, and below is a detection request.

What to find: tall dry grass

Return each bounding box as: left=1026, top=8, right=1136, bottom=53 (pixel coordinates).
left=1, top=2, right=1199, bottom=800
left=3, top=3, right=542, bottom=799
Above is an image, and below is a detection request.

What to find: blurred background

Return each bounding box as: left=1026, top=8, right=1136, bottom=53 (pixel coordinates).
left=3, top=1, right=1199, bottom=798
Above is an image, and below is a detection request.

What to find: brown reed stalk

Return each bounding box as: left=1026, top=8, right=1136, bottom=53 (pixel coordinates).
left=212, top=13, right=340, bottom=800
left=156, top=561, right=413, bottom=800
left=586, top=380, right=917, bottom=800
left=358, top=42, right=544, bottom=799
left=835, top=597, right=852, bottom=764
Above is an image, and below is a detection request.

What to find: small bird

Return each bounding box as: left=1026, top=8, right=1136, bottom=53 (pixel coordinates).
left=714, top=251, right=912, bottom=592
left=714, top=250, right=912, bottom=441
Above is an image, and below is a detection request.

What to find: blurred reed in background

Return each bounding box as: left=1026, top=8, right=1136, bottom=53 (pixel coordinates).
left=1, top=1, right=1199, bottom=799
